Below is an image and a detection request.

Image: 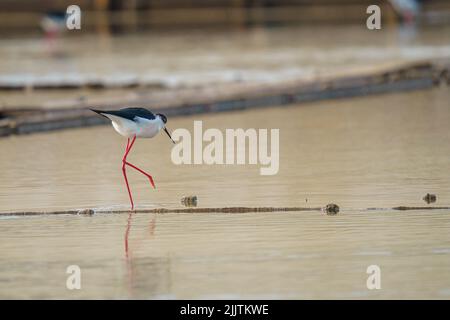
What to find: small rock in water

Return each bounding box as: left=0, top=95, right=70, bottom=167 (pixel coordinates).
left=181, top=195, right=198, bottom=207
left=423, top=193, right=437, bottom=204
left=324, top=203, right=339, bottom=215
left=77, top=208, right=95, bottom=216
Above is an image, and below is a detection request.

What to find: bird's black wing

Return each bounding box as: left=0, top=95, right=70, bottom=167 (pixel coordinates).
left=90, top=107, right=156, bottom=121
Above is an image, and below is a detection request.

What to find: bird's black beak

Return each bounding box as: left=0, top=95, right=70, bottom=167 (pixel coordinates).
left=164, top=127, right=175, bottom=144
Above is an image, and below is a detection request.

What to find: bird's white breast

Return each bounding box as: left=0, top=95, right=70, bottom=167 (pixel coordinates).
left=135, top=117, right=164, bottom=138
left=105, top=114, right=164, bottom=138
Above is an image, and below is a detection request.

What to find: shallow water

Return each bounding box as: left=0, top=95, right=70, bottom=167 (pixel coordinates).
left=0, top=87, right=449, bottom=298
left=1, top=210, right=450, bottom=299
left=1, top=88, right=449, bottom=212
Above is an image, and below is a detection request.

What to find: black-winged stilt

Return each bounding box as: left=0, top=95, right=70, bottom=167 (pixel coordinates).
left=91, top=107, right=175, bottom=210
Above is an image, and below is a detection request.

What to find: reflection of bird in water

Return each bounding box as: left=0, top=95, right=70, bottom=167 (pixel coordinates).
left=125, top=213, right=157, bottom=260
left=124, top=212, right=135, bottom=295
left=124, top=212, right=134, bottom=260
left=124, top=212, right=168, bottom=298
left=389, top=0, right=421, bottom=23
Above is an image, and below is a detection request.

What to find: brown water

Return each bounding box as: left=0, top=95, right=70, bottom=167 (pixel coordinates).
left=0, top=87, right=449, bottom=298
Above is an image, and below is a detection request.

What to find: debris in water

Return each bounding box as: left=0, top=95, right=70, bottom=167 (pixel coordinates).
left=423, top=193, right=437, bottom=204
left=324, top=203, right=339, bottom=215
left=181, top=195, right=198, bottom=207
left=77, top=208, right=95, bottom=216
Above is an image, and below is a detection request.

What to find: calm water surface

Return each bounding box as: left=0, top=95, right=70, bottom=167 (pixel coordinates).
left=0, top=88, right=449, bottom=298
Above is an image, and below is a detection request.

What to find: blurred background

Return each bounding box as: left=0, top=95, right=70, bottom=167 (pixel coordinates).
left=0, top=1, right=450, bottom=299
left=1, top=0, right=449, bottom=31
left=0, top=0, right=449, bottom=126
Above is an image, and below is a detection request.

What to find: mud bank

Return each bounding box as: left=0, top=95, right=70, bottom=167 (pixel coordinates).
left=1, top=205, right=449, bottom=217
left=0, top=60, right=448, bottom=138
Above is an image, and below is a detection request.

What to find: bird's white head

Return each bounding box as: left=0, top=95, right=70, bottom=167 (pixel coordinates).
left=156, top=113, right=167, bottom=125
left=156, top=113, right=175, bottom=144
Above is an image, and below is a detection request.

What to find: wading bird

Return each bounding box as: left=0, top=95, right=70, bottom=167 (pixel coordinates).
left=91, top=108, right=175, bottom=210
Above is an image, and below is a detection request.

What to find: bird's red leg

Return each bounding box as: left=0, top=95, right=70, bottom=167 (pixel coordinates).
left=122, top=136, right=137, bottom=210
left=124, top=161, right=156, bottom=189
left=122, top=136, right=156, bottom=189
left=121, top=135, right=156, bottom=209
